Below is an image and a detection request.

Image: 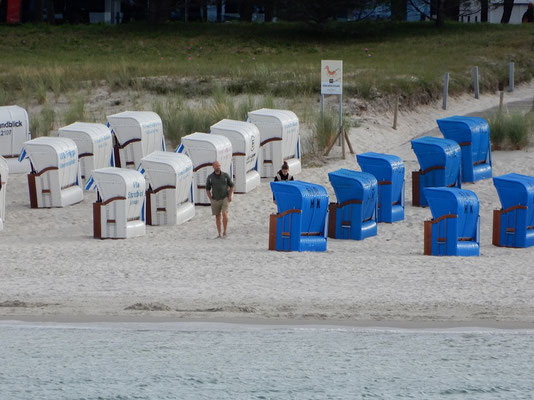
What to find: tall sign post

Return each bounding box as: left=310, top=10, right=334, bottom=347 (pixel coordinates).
left=321, top=60, right=353, bottom=159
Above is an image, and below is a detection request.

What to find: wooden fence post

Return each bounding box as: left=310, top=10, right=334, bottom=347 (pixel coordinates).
left=473, top=66, right=479, bottom=99
left=508, top=62, right=514, bottom=92
left=442, top=73, right=450, bottom=110
left=393, top=97, right=399, bottom=130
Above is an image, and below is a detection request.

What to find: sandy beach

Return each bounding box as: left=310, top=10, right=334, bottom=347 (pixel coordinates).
left=1, top=83, right=533, bottom=327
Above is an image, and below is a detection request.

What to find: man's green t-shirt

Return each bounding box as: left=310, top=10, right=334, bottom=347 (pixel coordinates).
left=206, top=172, right=234, bottom=200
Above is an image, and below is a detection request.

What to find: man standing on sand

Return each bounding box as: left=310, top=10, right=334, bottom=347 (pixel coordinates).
left=206, top=161, right=234, bottom=238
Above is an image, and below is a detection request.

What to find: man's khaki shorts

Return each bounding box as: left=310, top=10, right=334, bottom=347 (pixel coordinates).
left=211, top=198, right=229, bottom=216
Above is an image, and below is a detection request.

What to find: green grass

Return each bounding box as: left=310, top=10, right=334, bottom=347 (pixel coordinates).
left=489, top=112, right=507, bottom=149
left=30, top=106, right=56, bottom=137
left=63, top=96, right=87, bottom=125
left=489, top=111, right=533, bottom=150
left=1, top=22, right=533, bottom=107
left=0, top=87, right=6, bottom=105
left=313, top=111, right=339, bottom=151
left=152, top=92, right=280, bottom=145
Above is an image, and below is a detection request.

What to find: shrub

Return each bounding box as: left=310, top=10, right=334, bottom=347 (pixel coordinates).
left=313, top=112, right=339, bottom=150
left=40, top=107, right=56, bottom=136
left=507, top=113, right=529, bottom=149
left=31, top=106, right=57, bottom=137
left=0, top=87, right=7, bottom=105
left=63, top=96, right=86, bottom=125
left=489, top=112, right=506, bottom=149
left=489, top=112, right=532, bottom=150
left=236, top=96, right=256, bottom=121
left=153, top=93, right=279, bottom=146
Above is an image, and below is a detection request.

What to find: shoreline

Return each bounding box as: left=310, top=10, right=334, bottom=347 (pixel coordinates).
left=2, top=314, right=534, bottom=330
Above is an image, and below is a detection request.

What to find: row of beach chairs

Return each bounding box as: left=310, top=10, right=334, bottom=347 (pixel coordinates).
left=268, top=116, right=534, bottom=255
left=0, top=106, right=302, bottom=238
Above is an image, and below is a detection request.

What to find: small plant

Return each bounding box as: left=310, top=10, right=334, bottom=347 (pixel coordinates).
left=236, top=95, right=256, bottom=120
left=209, top=88, right=236, bottom=122
left=63, top=96, right=86, bottom=125
left=489, top=111, right=532, bottom=150
left=489, top=112, right=506, bottom=149
left=153, top=93, right=280, bottom=147
left=0, top=87, right=7, bottom=105
left=34, top=76, right=48, bottom=105
left=40, top=107, right=56, bottom=136
left=258, top=95, right=275, bottom=110
left=507, top=113, right=529, bottom=149
left=30, top=114, right=40, bottom=138
left=49, top=67, right=65, bottom=101
left=30, top=106, right=56, bottom=137
left=313, top=111, right=338, bottom=150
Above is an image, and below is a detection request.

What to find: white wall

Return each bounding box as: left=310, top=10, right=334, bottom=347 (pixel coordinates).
left=459, top=0, right=529, bottom=24
left=90, top=0, right=121, bottom=24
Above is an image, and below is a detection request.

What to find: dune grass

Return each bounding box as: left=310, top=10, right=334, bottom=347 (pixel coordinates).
left=1, top=22, right=533, bottom=108
left=313, top=112, right=340, bottom=151
left=63, top=96, right=87, bottom=125
left=152, top=91, right=280, bottom=145
left=489, top=111, right=534, bottom=150
left=30, top=106, right=56, bottom=137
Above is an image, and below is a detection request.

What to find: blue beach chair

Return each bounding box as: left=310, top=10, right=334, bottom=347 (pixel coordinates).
left=269, top=180, right=328, bottom=252
left=411, top=136, right=461, bottom=207
left=423, top=187, right=480, bottom=256
left=357, top=152, right=405, bottom=223
left=437, top=116, right=492, bottom=183
left=492, top=173, right=534, bottom=248
left=328, top=169, right=378, bottom=240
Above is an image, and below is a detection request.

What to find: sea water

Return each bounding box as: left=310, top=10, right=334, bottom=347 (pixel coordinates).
left=0, top=322, right=533, bottom=399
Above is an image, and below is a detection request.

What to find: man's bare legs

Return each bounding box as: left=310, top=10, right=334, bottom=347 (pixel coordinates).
left=215, top=213, right=222, bottom=237
left=222, top=211, right=228, bottom=236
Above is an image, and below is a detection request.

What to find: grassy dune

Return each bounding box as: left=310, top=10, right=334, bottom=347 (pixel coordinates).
left=1, top=22, right=533, bottom=145
left=1, top=21, right=533, bottom=106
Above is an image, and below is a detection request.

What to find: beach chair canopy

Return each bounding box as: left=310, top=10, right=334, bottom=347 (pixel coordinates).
left=85, top=167, right=145, bottom=218
left=271, top=180, right=328, bottom=235
left=58, top=122, right=114, bottom=167
left=493, top=173, right=534, bottom=222
left=437, top=116, right=490, bottom=164
left=107, top=111, right=165, bottom=154
left=19, top=137, right=79, bottom=186
left=247, top=108, right=299, bottom=160
left=139, top=151, right=193, bottom=195
left=210, top=119, right=260, bottom=171
left=357, top=152, right=404, bottom=201
left=328, top=169, right=377, bottom=219
left=176, top=132, right=232, bottom=175
left=437, top=116, right=491, bottom=182
left=411, top=136, right=461, bottom=184
left=0, top=105, right=30, bottom=158
left=425, top=187, right=479, bottom=239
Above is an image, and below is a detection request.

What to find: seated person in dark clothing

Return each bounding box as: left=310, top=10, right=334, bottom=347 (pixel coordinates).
left=273, top=161, right=294, bottom=203
left=274, top=161, right=294, bottom=182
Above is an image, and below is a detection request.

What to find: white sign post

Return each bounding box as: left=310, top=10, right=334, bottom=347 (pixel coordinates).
left=321, top=60, right=343, bottom=95
left=321, top=60, right=351, bottom=158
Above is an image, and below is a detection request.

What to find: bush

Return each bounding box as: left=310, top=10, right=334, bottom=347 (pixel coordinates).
left=313, top=112, right=339, bottom=150
left=0, top=87, right=7, bottom=105
left=507, top=113, right=529, bottom=149
left=30, top=106, right=56, bottom=137
left=488, top=113, right=507, bottom=149
left=154, top=92, right=279, bottom=146
left=489, top=112, right=532, bottom=150
left=63, top=96, right=86, bottom=125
